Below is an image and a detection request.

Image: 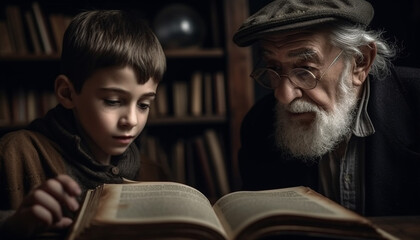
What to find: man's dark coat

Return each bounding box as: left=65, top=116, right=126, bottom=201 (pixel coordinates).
left=238, top=66, right=420, bottom=216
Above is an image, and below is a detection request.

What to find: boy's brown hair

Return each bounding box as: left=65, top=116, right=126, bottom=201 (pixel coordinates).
left=61, top=10, right=166, bottom=93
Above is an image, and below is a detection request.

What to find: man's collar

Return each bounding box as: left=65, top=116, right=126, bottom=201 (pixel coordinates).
left=352, top=77, right=375, bottom=137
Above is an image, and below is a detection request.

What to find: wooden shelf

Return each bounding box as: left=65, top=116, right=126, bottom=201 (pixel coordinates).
left=147, top=115, right=227, bottom=126
left=0, top=115, right=227, bottom=130
left=0, top=54, right=60, bottom=61
left=164, top=48, right=224, bottom=58
left=0, top=48, right=224, bottom=62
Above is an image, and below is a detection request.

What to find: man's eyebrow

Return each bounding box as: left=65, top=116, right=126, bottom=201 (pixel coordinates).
left=261, top=48, right=274, bottom=57
left=287, top=49, right=320, bottom=63
left=261, top=48, right=321, bottom=64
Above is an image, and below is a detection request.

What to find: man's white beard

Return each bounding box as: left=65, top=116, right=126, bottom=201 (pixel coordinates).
left=274, top=63, right=359, bottom=160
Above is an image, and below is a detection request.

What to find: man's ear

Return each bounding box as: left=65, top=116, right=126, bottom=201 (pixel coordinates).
left=352, top=42, right=377, bottom=86
left=55, top=74, right=75, bottom=109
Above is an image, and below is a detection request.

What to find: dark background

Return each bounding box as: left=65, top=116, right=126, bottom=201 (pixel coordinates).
left=248, top=0, right=420, bottom=100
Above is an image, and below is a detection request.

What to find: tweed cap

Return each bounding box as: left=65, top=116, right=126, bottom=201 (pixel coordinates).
left=233, top=0, right=374, bottom=47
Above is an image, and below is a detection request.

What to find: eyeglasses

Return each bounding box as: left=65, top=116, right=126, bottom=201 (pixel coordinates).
left=250, top=50, right=343, bottom=90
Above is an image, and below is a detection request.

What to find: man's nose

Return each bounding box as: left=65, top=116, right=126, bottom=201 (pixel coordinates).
left=273, top=77, right=303, bottom=105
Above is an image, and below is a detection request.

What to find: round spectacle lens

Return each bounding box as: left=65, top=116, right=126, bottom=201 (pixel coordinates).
left=265, top=69, right=281, bottom=88
left=251, top=68, right=279, bottom=89
left=251, top=67, right=318, bottom=89
left=289, top=68, right=317, bottom=89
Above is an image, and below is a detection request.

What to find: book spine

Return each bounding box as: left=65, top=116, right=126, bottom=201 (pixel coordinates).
left=190, top=71, right=203, bottom=116
left=5, top=5, right=28, bottom=54
left=155, top=83, right=169, bottom=117
left=0, top=21, right=14, bottom=55
left=0, top=91, right=11, bottom=126
left=25, top=10, right=42, bottom=54
left=193, top=136, right=218, bottom=199
left=32, top=2, right=54, bottom=54
left=203, top=72, right=214, bottom=115
left=172, top=81, right=189, bottom=117
left=213, top=71, right=226, bottom=116
left=204, top=129, right=230, bottom=195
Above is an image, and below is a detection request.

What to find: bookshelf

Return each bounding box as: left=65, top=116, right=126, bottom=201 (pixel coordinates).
left=0, top=0, right=253, bottom=199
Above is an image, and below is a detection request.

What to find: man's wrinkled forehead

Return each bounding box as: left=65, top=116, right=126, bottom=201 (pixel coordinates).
left=259, top=31, right=322, bottom=62
left=262, top=29, right=314, bottom=42
left=261, top=47, right=321, bottom=65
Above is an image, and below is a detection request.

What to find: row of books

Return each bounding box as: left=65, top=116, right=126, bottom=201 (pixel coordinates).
left=0, top=69, right=226, bottom=126
left=0, top=89, right=57, bottom=126
left=151, top=71, right=227, bottom=118
left=141, top=129, right=230, bottom=202
left=0, top=2, right=72, bottom=55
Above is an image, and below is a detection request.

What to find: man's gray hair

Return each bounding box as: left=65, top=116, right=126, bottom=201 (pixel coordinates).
left=329, top=22, right=397, bottom=80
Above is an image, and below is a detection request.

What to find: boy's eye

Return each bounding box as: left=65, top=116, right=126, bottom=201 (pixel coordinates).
left=104, top=99, right=121, bottom=106
left=138, top=103, right=150, bottom=110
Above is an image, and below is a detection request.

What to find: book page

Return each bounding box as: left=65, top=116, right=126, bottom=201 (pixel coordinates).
left=93, top=182, right=227, bottom=237
left=213, top=186, right=368, bottom=238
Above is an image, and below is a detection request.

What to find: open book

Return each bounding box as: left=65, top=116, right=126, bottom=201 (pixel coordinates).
left=66, top=181, right=397, bottom=240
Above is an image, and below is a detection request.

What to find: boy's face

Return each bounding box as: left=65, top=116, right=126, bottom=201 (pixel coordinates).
left=71, top=66, right=157, bottom=164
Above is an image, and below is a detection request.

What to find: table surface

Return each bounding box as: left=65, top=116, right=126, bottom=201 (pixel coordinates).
left=369, top=216, right=420, bottom=240
left=35, top=216, right=420, bottom=240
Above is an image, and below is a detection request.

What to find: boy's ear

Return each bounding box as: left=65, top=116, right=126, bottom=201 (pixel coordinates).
left=352, top=42, right=377, bottom=86
left=55, top=74, right=75, bottom=109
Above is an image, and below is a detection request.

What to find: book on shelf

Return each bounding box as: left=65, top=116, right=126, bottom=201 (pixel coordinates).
left=2, top=89, right=56, bottom=125
left=26, top=90, right=39, bottom=122
left=209, top=0, right=221, bottom=48
left=24, top=10, right=42, bottom=54
left=152, top=70, right=227, bottom=118
left=5, top=5, right=28, bottom=54
left=66, top=182, right=397, bottom=240
left=11, top=88, right=27, bottom=124
left=213, top=71, right=226, bottom=116
left=140, top=128, right=228, bottom=200
left=203, top=72, right=214, bottom=115
left=172, top=81, right=188, bottom=117
left=0, top=21, right=14, bottom=55
left=141, top=135, right=172, bottom=180
left=39, top=91, right=58, bottom=116
left=0, top=91, right=11, bottom=126
left=193, top=135, right=218, bottom=199
left=190, top=71, right=203, bottom=116
left=147, top=98, right=157, bottom=118
left=184, top=138, right=197, bottom=188
left=171, top=138, right=186, bottom=184
left=49, top=13, right=72, bottom=53
left=141, top=136, right=158, bottom=163
left=203, top=129, right=230, bottom=196
left=155, top=83, right=169, bottom=117
left=31, top=1, right=54, bottom=54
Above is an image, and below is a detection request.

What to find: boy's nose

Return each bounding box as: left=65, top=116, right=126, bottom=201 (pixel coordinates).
left=120, top=107, right=138, bottom=127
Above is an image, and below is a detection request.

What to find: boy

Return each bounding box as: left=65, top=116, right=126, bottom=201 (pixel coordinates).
left=0, top=10, right=167, bottom=238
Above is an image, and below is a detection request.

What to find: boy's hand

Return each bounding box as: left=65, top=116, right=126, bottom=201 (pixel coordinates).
left=3, top=174, right=81, bottom=239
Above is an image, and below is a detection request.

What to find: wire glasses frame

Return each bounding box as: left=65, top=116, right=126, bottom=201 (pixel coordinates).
left=251, top=50, right=344, bottom=90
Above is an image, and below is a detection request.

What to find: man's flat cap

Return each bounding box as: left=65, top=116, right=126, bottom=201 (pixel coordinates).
left=233, top=0, right=374, bottom=47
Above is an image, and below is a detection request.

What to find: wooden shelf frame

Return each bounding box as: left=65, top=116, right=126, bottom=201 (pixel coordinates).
left=224, top=0, right=254, bottom=189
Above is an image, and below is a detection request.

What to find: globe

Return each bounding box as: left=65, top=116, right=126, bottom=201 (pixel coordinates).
left=153, top=4, right=206, bottom=49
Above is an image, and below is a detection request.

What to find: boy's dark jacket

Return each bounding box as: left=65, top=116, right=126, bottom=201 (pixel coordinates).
left=239, top=66, right=420, bottom=216
left=0, top=105, right=168, bottom=210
